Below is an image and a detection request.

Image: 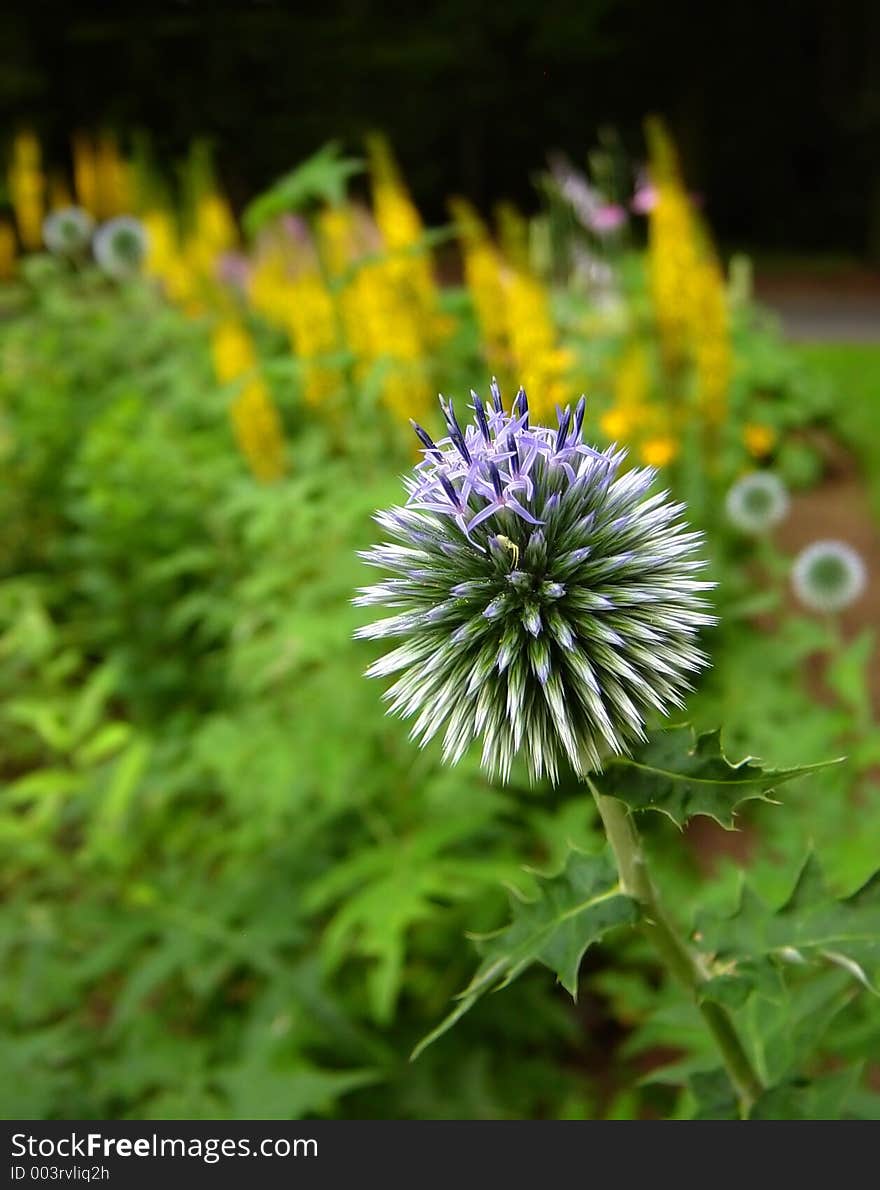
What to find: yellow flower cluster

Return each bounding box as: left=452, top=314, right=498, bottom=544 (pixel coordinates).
left=449, top=198, right=507, bottom=366
left=645, top=122, right=700, bottom=375
left=451, top=198, right=573, bottom=420
left=504, top=270, right=573, bottom=422
left=72, top=133, right=133, bottom=219
left=366, top=135, right=443, bottom=343
left=645, top=118, right=733, bottom=447
left=144, top=191, right=239, bottom=316
left=601, top=342, right=678, bottom=467
left=7, top=131, right=45, bottom=251
left=690, top=251, right=731, bottom=424
left=287, top=267, right=342, bottom=408
left=212, top=320, right=286, bottom=482
left=0, top=220, right=16, bottom=280
left=743, top=422, right=776, bottom=458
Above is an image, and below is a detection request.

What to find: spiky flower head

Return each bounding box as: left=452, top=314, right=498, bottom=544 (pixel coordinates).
left=725, top=471, right=789, bottom=535
left=43, top=206, right=94, bottom=257
left=355, top=385, right=715, bottom=783
left=792, top=540, right=866, bottom=614
left=93, top=215, right=148, bottom=279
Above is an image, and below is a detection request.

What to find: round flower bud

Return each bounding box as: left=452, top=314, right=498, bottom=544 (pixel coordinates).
left=725, top=472, right=789, bottom=535
left=43, top=206, right=94, bottom=257
left=791, top=540, right=866, bottom=614
left=355, top=386, right=715, bottom=783
left=93, top=216, right=148, bottom=279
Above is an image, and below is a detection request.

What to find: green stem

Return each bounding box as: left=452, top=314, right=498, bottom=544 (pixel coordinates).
left=588, top=780, right=764, bottom=1116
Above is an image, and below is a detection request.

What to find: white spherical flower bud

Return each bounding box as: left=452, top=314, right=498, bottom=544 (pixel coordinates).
left=43, top=206, right=94, bottom=257
left=791, top=540, right=866, bottom=613
left=724, top=472, right=789, bottom=535
left=93, top=216, right=148, bottom=279
left=355, top=386, right=715, bottom=784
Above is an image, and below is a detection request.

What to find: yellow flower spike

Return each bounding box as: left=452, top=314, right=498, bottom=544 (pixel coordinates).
left=95, top=133, right=132, bottom=218
left=0, top=220, right=17, bottom=280
left=8, top=130, right=45, bottom=251
left=639, top=435, right=679, bottom=468
left=72, top=134, right=99, bottom=216
left=366, top=134, right=442, bottom=350
left=743, top=422, right=776, bottom=458
left=450, top=198, right=509, bottom=366
left=287, top=269, right=342, bottom=406
left=645, top=119, right=701, bottom=375
left=196, top=192, right=237, bottom=254
left=504, top=267, right=572, bottom=420
left=48, top=174, right=73, bottom=211
left=212, top=319, right=257, bottom=385
left=212, top=319, right=285, bottom=481
left=691, top=253, right=732, bottom=424
left=230, top=379, right=286, bottom=483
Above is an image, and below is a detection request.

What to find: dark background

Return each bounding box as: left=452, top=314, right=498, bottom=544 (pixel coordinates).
left=2, top=0, right=880, bottom=259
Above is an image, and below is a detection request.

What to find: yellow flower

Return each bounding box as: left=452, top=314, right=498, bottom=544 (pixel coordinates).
left=691, top=254, right=731, bottom=424
left=0, top=220, right=16, bottom=280
left=72, top=134, right=99, bottom=216
left=743, top=422, right=776, bottom=458
left=367, top=134, right=443, bottom=349
left=212, top=320, right=256, bottom=384
left=95, top=134, right=132, bottom=218
left=48, top=174, right=73, bottom=210
left=230, top=379, right=286, bottom=483
left=450, top=198, right=508, bottom=366
left=212, top=320, right=285, bottom=481
left=600, top=408, right=634, bottom=440
left=8, top=130, right=45, bottom=251
left=196, top=193, right=237, bottom=253
left=287, top=269, right=342, bottom=407
left=639, top=435, right=679, bottom=467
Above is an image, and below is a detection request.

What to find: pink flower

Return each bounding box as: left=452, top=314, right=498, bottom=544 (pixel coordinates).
left=630, top=184, right=658, bottom=214
left=216, top=251, right=252, bottom=289
left=589, top=203, right=627, bottom=235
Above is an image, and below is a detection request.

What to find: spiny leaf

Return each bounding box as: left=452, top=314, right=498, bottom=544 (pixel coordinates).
left=412, top=847, right=638, bottom=1059
left=599, top=725, right=841, bottom=828
left=697, top=854, right=880, bottom=998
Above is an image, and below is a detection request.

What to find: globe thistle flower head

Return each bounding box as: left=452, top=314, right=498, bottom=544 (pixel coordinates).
left=93, top=216, right=148, bottom=279
left=355, top=385, right=715, bottom=784
left=792, top=540, right=866, bottom=614
left=725, top=471, right=789, bottom=535
left=43, top=206, right=94, bottom=257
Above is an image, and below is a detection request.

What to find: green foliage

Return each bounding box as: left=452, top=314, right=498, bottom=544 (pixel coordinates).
left=242, top=141, right=364, bottom=236
left=0, top=252, right=878, bottom=1121
left=598, top=726, right=840, bottom=828
left=699, top=855, right=880, bottom=1000
left=414, top=848, right=639, bottom=1057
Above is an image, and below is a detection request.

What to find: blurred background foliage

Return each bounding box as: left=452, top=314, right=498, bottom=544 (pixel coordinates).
left=1, top=1, right=880, bottom=259
left=1, top=5, right=879, bottom=1122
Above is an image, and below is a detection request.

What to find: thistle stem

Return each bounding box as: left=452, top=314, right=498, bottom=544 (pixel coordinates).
left=588, top=780, right=764, bottom=1116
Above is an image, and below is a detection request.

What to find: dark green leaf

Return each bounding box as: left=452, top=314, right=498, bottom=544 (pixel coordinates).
left=698, top=855, right=880, bottom=996
left=599, top=725, right=841, bottom=828
left=413, top=848, right=638, bottom=1058
left=242, top=141, right=363, bottom=235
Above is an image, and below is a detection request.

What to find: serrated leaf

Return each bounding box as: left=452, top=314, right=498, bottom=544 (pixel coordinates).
left=599, top=725, right=841, bottom=828
left=698, top=855, right=880, bottom=997
left=412, top=848, right=638, bottom=1058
